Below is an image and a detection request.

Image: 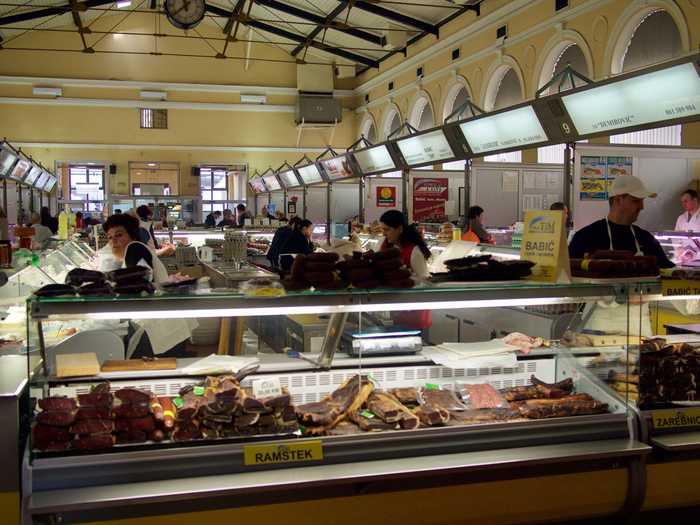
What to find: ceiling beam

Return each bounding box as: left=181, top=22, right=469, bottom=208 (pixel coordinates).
left=291, top=3, right=345, bottom=57
left=68, top=0, right=94, bottom=53
left=253, top=0, right=384, bottom=47
left=0, top=0, right=113, bottom=26
left=206, top=3, right=379, bottom=68
left=336, top=1, right=437, bottom=36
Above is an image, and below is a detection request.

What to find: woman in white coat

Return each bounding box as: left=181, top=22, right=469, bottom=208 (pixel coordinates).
left=100, top=213, right=196, bottom=358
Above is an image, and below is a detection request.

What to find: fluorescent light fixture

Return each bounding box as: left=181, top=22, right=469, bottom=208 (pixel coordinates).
left=458, top=105, right=548, bottom=154
left=561, top=62, right=700, bottom=136
left=80, top=295, right=605, bottom=320
left=140, top=90, right=167, bottom=100
left=147, top=162, right=157, bottom=167
left=241, top=94, right=267, bottom=104
left=32, top=87, right=62, bottom=97
left=116, top=0, right=131, bottom=8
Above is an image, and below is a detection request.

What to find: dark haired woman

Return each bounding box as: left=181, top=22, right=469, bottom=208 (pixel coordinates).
left=99, top=213, right=168, bottom=282
left=379, top=209, right=431, bottom=330
left=279, top=218, right=314, bottom=271
left=379, top=209, right=430, bottom=280
left=462, top=205, right=494, bottom=244
left=99, top=213, right=195, bottom=358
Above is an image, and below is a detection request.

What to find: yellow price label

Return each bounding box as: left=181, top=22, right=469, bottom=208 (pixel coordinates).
left=651, top=408, right=700, bottom=429
left=661, top=279, right=700, bottom=297
left=243, top=440, right=323, bottom=466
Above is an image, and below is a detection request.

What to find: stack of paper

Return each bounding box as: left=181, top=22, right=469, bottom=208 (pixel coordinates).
left=422, top=340, right=519, bottom=369
left=181, top=354, right=259, bottom=375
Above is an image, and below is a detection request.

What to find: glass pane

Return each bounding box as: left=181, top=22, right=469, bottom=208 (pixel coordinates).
left=200, top=173, right=213, bottom=190
left=212, top=190, right=227, bottom=200
left=70, top=173, right=87, bottom=185
left=213, top=171, right=227, bottom=189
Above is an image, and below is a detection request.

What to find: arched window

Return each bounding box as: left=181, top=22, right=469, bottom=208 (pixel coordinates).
left=610, top=10, right=683, bottom=146
left=484, top=67, right=523, bottom=163
left=359, top=114, right=378, bottom=144
left=537, top=43, right=590, bottom=164
left=383, top=107, right=402, bottom=140
left=408, top=94, right=435, bottom=131
left=442, top=82, right=471, bottom=170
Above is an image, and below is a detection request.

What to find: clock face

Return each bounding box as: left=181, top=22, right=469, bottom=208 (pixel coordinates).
left=164, top=0, right=206, bottom=30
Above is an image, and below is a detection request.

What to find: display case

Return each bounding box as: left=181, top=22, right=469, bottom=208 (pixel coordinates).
left=23, top=279, right=652, bottom=523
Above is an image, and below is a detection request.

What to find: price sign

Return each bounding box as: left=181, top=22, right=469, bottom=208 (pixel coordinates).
left=651, top=408, right=700, bottom=429
left=244, top=440, right=323, bottom=466
left=353, top=145, right=396, bottom=174
left=661, top=279, right=700, bottom=297
left=252, top=377, right=283, bottom=398
left=396, top=129, right=455, bottom=166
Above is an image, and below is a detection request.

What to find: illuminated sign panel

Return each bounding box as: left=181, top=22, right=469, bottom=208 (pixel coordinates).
left=396, top=129, right=455, bottom=166
left=458, top=106, right=548, bottom=154
left=353, top=145, right=396, bottom=174
left=297, top=163, right=323, bottom=185
left=562, top=62, right=700, bottom=135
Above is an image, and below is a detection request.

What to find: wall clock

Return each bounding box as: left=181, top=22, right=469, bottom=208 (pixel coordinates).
left=164, top=0, right=206, bottom=30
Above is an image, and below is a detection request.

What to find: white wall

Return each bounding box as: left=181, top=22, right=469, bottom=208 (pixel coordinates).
left=573, top=144, right=700, bottom=232
left=364, top=176, right=403, bottom=223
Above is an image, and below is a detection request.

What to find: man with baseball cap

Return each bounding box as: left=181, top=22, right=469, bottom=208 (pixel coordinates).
left=569, top=175, right=673, bottom=268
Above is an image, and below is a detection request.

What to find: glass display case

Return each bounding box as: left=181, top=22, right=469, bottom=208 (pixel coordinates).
left=23, top=280, right=652, bottom=522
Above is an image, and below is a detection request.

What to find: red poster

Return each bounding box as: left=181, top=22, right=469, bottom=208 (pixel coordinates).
left=412, top=177, right=448, bottom=222
left=376, top=186, right=396, bottom=207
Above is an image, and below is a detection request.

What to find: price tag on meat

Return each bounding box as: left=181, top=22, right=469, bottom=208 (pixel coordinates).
left=520, top=210, right=570, bottom=283
left=244, top=440, right=323, bottom=466
left=661, top=279, right=700, bottom=297
left=252, top=377, right=283, bottom=398
left=651, top=408, right=700, bottom=429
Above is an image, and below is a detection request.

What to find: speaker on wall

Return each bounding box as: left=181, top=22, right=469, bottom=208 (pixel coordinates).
left=109, top=164, right=117, bottom=175
left=192, top=167, right=201, bottom=177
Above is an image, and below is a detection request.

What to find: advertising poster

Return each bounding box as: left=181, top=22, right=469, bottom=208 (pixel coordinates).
left=580, top=155, right=633, bottom=200
left=413, top=177, right=448, bottom=222
left=520, top=210, right=570, bottom=283
left=376, top=186, right=396, bottom=207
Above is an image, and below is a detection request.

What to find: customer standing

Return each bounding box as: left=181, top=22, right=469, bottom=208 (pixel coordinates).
left=40, top=206, right=58, bottom=234
left=380, top=210, right=432, bottom=330
left=279, top=219, right=314, bottom=271
left=674, top=189, right=700, bottom=264
left=462, top=205, right=494, bottom=244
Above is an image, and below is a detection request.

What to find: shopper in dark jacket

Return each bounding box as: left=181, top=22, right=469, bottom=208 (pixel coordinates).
left=40, top=206, right=58, bottom=234
left=279, top=219, right=314, bottom=271
left=267, top=217, right=300, bottom=269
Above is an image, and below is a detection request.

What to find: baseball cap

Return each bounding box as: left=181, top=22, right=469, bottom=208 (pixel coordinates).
left=609, top=175, right=657, bottom=199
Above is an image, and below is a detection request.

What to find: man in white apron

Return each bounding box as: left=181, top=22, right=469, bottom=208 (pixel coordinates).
left=569, top=176, right=674, bottom=337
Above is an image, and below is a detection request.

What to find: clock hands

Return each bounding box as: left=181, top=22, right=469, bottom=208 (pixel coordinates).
left=172, top=0, right=191, bottom=16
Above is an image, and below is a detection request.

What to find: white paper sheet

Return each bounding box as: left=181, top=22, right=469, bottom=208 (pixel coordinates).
left=522, top=194, right=543, bottom=211
left=422, top=346, right=518, bottom=370
left=181, top=354, right=260, bottom=375
left=523, top=172, right=536, bottom=190
left=502, top=171, right=518, bottom=192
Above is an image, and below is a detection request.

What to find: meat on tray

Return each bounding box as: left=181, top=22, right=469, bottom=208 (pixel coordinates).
left=390, top=387, right=419, bottom=407
left=69, top=419, right=114, bottom=435
left=367, top=391, right=419, bottom=429
left=296, top=375, right=374, bottom=433
left=419, top=388, right=467, bottom=411
left=38, top=397, right=77, bottom=412
left=518, top=398, right=608, bottom=419
left=501, top=376, right=573, bottom=401
left=461, top=384, right=508, bottom=410
left=76, top=407, right=111, bottom=421
left=414, top=404, right=450, bottom=426
left=36, top=411, right=76, bottom=427
left=349, top=410, right=397, bottom=431
left=114, top=388, right=151, bottom=404
left=113, top=403, right=150, bottom=419
left=71, top=434, right=115, bottom=451
left=77, top=392, right=113, bottom=408
left=33, top=424, right=71, bottom=446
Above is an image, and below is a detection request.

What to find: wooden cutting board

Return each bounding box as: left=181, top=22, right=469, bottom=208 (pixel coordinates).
left=101, top=358, right=177, bottom=372
left=56, top=353, right=101, bottom=378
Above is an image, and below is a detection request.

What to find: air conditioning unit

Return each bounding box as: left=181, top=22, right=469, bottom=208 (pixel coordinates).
left=296, top=93, right=342, bottom=124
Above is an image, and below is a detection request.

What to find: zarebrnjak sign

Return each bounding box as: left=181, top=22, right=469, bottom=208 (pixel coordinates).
left=412, top=177, right=448, bottom=222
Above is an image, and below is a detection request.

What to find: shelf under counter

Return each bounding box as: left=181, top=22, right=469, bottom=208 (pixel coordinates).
left=28, top=437, right=650, bottom=518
